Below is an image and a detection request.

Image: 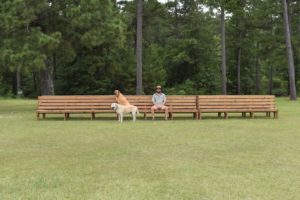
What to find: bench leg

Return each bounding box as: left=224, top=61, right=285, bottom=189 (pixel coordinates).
left=242, top=112, right=246, bottom=117
left=193, top=112, right=198, bottom=119
left=198, top=112, right=202, bottom=120
left=218, top=112, right=222, bottom=118
left=274, top=112, right=278, bottom=119
left=169, top=112, right=173, bottom=120
left=224, top=112, right=228, bottom=119
left=91, top=113, right=95, bottom=120
left=42, top=113, right=46, bottom=119
left=250, top=112, right=254, bottom=118
left=64, top=113, right=67, bottom=121
left=143, top=113, right=147, bottom=120
left=67, top=113, right=70, bottom=119
left=36, top=113, right=40, bottom=120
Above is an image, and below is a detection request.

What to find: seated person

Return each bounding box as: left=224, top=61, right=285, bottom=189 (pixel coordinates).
left=151, top=85, right=168, bottom=120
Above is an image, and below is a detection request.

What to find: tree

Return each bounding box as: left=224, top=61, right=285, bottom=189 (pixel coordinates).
left=220, top=5, right=227, bottom=94
left=56, top=0, right=127, bottom=95
left=136, top=0, right=143, bottom=94
left=0, top=0, right=60, bottom=95
left=0, top=0, right=298, bottom=97
left=205, top=0, right=236, bottom=94
left=282, top=0, right=297, bottom=100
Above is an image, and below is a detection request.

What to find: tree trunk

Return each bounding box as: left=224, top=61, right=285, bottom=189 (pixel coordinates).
left=282, top=0, right=297, bottom=100
left=268, top=66, right=273, bottom=95
left=16, top=69, right=23, bottom=96
left=236, top=46, right=242, bottom=95
left=298, top=5, right=300, bottom=36
left=33, top=72, right=38, bottom=97
left=298, top=0, right=300, bottom=35
left=175, top=0, right=178, bottom=20
left=221, top=6, right=227, bottom=95
left=255, top=51, right=261, bottom=94
left=299, top=21, right=300, bottom=36
left=136, top=0, right=143, bottom=95
left=40, top=57, right=55, bottom=95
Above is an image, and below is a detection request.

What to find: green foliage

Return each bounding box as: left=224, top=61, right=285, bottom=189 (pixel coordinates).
left=0, top=0, right=299, bottom=96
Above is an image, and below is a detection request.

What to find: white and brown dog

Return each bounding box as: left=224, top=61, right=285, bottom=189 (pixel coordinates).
left=111, top=103, right=140, bottom=122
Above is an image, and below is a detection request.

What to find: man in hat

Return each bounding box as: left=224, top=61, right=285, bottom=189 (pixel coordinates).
left=151, top=85, right=168, bottom=120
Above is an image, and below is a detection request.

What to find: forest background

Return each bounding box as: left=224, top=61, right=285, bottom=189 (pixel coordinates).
left=0, top=0, right=299, bottom=99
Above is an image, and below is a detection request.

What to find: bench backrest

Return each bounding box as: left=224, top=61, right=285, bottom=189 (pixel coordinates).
left=198, top=95, right=276, bottom=112
left=38, top=95, right=276, bottom=113
left=126, top=95, right=198, bottom=112
left=37, top=95, right=198, bottom=113
left=38, top=95, right=115, bottom=113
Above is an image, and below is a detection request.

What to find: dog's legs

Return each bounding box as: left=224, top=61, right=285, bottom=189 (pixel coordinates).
left=133, top=108, right=138, bottom=122
left=118, top=113, right=121, bottom=122
left=133, top=113, right=136, bottom=122
left=120, top=113, right=123, bottom=123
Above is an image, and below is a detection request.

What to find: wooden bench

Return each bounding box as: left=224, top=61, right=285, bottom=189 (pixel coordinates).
left=36, top=95, right=115, bottom=120
left=37, top=95, right=277, bottom=120
left=198, top=95, right=278, bottom=119
left=36, top=95, right=199, bottom=120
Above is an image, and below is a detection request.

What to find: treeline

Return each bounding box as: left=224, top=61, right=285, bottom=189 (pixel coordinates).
left=0, top=0, right=299, bottom=99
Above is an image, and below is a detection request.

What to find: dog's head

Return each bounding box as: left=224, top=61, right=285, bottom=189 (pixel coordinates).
left=111, top=103, right=118, bottom=111
left=114, top=90, right=120, bottom=97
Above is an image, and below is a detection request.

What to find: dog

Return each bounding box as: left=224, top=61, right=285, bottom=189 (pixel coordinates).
left=114, top=90, right=130, bottom=106
left=111, top=103, right=139, bottom=122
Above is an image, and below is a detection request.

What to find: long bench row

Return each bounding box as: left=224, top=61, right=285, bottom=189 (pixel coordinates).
left=36, top=95, right=278, bottom=120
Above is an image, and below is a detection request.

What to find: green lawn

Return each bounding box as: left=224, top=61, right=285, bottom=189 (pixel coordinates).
left=1, top=98, right=300, bottom=200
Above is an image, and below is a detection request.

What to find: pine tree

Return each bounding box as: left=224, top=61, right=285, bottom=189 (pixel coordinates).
left=282, top=0, right=297, bottom=100
left=136, top=0, right=143, bottom=94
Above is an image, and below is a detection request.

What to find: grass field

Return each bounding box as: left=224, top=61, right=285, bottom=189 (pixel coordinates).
left=1, top=98, right=300, bottom=200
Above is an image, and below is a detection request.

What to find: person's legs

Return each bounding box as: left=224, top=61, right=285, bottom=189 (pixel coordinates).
left=162, top=106, right=169, bottom=120
left=151, top=105, right=157, bottom=120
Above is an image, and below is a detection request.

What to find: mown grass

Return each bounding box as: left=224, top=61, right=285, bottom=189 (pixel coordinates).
left=0, top=98, right=300, bottom=200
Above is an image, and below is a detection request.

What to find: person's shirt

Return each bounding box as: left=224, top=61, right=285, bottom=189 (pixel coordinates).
left=152, top=93, right=166, bottom=106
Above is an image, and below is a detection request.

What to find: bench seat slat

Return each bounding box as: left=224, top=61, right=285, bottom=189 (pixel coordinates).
left=201, top=109, right=278, bottom=112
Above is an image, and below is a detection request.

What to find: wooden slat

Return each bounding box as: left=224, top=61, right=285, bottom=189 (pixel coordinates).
left=201, top=109, right=277, bottom=112
left=38, top=103, right=112, bottom=105
left=37, top=106, right=110, bottom=109
left=199, top=100, right=274, bottom=102
left=37, top=110, right=114, bottom=113
left=199, top=95, right=274, bottom=98
left=39, top=100, right=114, bottom=103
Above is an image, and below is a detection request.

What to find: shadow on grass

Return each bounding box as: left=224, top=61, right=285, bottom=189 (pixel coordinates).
left=37, top=113, right=276, bottom=121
